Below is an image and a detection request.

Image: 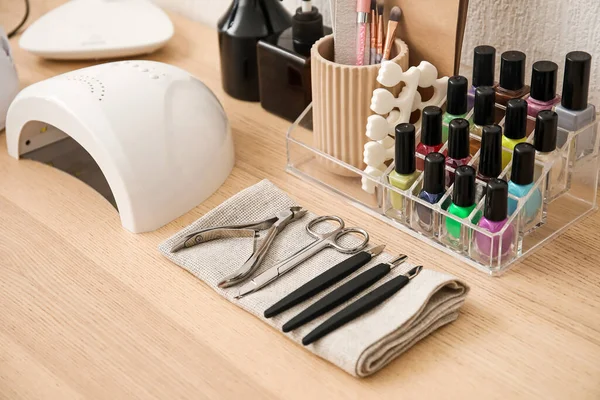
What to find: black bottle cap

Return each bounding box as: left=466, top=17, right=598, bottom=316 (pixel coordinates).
left=561, top=51, right=592, bottom=110
left=483, top=179, right=509, bottom=222
left=473, top=86, right=496, bottom=126
left=447, top=76, right=468, bottom=115
left=452, top=165, right=476, bottom=207
left=472, top=45, right=496, bottom=87
left=423, top=152, right=446, bottom=194
left=530, top=61, right=558, bottom=101
left=448, top=118, right=470, bottom=160
left=395, top=123, right=416, bottom=174
left=499, top=51, right=526, bottom=91
left=479, top=124, right=503, bottom=179
left=533, top=110, right=558, bottom=153
left=510, top=143, right=535, bottom=185
left=292, top=6, right=324, bottom=56
left=503, top=99, right=528, bottom=140
left=421, top=106, right=443, bottom=146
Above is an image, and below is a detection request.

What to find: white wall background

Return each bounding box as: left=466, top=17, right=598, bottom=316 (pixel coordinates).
left=154, top=0, right=600, bottom=104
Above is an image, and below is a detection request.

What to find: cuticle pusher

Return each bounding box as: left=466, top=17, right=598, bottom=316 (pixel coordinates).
left=302, top=265, right=423, bottom=345
left=281, top=253, right=408, bottom=333
left=264, top=244, right=386, bottom=318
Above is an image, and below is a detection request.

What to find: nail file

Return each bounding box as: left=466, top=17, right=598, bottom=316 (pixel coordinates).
left=333, top=0, right=357, bottom=64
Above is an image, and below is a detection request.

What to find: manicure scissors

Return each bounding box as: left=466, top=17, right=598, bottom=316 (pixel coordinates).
left=235, top=216, right=370, bottom=299
left=170, top=206, right=308, bottom=288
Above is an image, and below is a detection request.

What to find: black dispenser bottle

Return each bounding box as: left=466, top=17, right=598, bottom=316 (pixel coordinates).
left=257, top=3, right=328, bottom=121
left=218, top=0, right=292, bottom=102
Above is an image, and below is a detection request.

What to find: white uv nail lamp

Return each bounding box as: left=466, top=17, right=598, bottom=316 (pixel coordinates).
left=5, top=61, right=235, bottom=233
left=19, top=0, right=174, bottom=60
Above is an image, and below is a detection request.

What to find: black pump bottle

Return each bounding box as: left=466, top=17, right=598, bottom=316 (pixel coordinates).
left=218, top=0, right=292, bottom=102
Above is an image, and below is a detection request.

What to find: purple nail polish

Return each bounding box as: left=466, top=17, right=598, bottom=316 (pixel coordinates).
left=475, top=179, right=514, bottom=259
left=527, top=61, right=561, bottom=117
left=467, top=45, right=497, bottom=110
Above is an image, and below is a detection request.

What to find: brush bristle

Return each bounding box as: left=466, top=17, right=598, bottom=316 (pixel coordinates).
left=370, top=0, right=376, bottom=10
left=376, top=0, right=384, bottom=14
left=389, top=6, right=402, bottom=21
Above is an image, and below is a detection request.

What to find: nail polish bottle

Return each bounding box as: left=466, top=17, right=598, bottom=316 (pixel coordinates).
left=417, top=106, right=446, bottom=170
left=475, top=179, right=514, bottom=260
left=443, top=76, right=469, bottom=142
left=467, top=45, right=497, bottom=110
left=534, top=110, right=566, bottom=199
left=389, top=123, right=420, bottom=212
left=477, top=124, right=503, bottom=183
left=501, top=98, right=528, bottom=169
left=218, top=0, right=292, bottom=102
left=495, top=51, right=530, bottom=107
left=555, top=51, right=596, bottom=158
left=445, top=165, right=480, bottom=242
left=445, top=118, right=472, bottom=186
left=415, top=152, right=446, bottom=232
left=526, top=61, right=560, bottom=117
left=507, top=143, right=542, bottom=226
left=470, top=86, right=495, bottom=138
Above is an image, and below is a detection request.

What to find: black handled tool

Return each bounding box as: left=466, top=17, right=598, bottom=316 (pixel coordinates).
left=302, top=265, right=423, bottom=346
left=281, top=254, right=408, bottom=333
left=264, top=245, right=386, bottom=318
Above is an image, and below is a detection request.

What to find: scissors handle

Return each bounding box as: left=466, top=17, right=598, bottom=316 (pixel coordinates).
left=306, top=215, right=345, bottom=239
left=330, top=228, right=370, bottom=253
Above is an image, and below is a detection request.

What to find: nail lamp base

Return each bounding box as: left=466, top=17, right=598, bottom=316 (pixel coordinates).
left=19, top=0, right=173, bottom=60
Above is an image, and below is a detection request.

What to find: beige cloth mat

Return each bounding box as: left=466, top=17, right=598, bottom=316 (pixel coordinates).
left=159, top=180, right=469, bottom=377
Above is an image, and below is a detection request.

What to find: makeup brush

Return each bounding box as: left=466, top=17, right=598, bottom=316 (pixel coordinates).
left=355, top=0, right=371, bottom=65
left=369, top=0, right=377, bottom=64
left=382, top=6, right=401, bottom=61
left=376, top=0, right=384, bottom=63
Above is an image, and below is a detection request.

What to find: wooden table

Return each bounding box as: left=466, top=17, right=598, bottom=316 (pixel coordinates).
left=1, top=1, right=599, bottom=398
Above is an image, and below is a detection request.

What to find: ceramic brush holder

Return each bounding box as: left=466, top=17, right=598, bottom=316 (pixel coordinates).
left=311, top=35, right=409, bottom=175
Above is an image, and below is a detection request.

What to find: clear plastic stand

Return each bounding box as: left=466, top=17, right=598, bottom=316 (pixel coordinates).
left=286, top=103, right=599, bottom=275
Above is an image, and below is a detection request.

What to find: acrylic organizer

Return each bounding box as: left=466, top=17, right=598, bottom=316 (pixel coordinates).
left=286, top=103, right=600, bottom=275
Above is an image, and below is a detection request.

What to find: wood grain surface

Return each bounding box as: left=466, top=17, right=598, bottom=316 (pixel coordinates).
left=1, top=1, right=599, bottom=399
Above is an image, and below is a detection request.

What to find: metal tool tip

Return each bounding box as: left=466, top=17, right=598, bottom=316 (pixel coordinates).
left=407, top=265, right=423, bottom=279
left=368, top=244, right=386, bottom=257
left=389, top=254, right=408, bottom=267
left=170, top=242, right=185, bottom=253
left=217, top=280, right=230, bottom=289
left=234, top=289, right=250, bottom=300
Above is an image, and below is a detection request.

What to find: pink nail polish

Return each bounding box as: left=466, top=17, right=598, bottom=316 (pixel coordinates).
left=526, top=61, right=561, bottom=117
left=445, top=118, right=471, bottom=186
left=475, top=179, right=514, bottom=259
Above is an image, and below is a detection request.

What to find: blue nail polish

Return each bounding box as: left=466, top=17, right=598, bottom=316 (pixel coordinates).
left=415, top=152, right=446, bottom=232
left=508, top=143, right=542, bottom=225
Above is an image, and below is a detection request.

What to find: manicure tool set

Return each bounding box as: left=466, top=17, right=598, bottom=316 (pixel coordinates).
left=172, top=206, right=423, bottom=345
